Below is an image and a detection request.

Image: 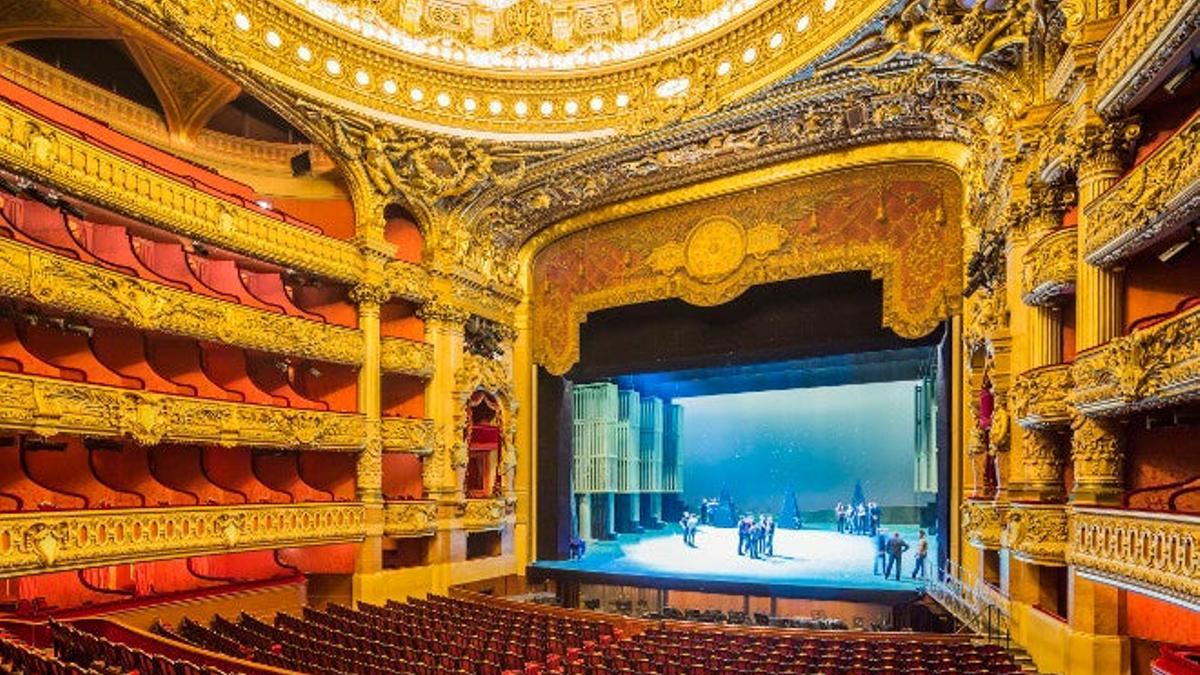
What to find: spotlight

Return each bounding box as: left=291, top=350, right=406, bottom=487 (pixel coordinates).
left=191, top=241, right=210, bottom=257
left=1163, top=52, right=1198, bottom=96
left=290, top=151, right=312, bottom=177
left=21, top=436, right=67, bottom=451
left=307, top=366, right=322, bottom=378
left=1158, top=226, right=1198, bottom=263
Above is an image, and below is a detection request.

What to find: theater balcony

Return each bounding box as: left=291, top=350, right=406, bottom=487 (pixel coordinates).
left=381, top=417, right=436, bottom=454
left=1067, top=507, right=1200, bottom=609
left=1094, top=0, right=1200, bottom=116
left=462, top=498, right=511, bottom=532
left=1071, top=300, right=1200, bottom=416
left=0, top=502, right=365, bottom=577
left=381, top=336, right=435, bottom=377
left=1012, top=363, right=1074, bottom=429
left=1005, top=503, right=1069, bottom=567
left=1022, top=229, right=1077, bottom=307
left=382, top=500, right=438, bottom=538
left=1083, top=111, right=1200, bottom=268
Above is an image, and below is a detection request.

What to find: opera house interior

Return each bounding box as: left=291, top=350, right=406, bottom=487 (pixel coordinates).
left=0, top=0, right=1197, bottom=673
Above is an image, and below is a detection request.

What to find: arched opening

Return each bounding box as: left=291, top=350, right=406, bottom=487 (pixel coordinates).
left=464, top=391, right=504, bottom=499
left=383, top=203, right=423, bottom=264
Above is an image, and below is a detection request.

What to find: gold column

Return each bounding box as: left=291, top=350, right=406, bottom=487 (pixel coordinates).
left=420, top=301, right=470, bottom=503
left=1028, top=306, right=1063, bottom=367
left=1070, top=124, right=1134, bottom=505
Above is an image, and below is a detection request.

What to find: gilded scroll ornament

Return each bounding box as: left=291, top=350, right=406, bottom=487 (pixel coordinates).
left=382, top=500, right=438, bottom=537
left=1017, top=428, right=1067, bottom=499
left=1021, top=228, right=1077, bottom=306
left=962, top=499, right=1006, bottom=549
left=381, top=338, right=436, bottom=377
left=0, top=503, right=366, bottom=577
left=462, top=498, right=507, bottom=531
left=1094, top=0, right=1200, bottom=115
left=1069, top=413, right=1125, bottom=503
left=1011, top=364, right=1072, bottom=428
left=381, top=417, right=437, bottom=454
left=0, top=371, right=366, bottom=449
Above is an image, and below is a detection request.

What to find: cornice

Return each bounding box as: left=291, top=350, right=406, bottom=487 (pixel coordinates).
left=0, top=237, right=364, bottom=366
left=0, top=502, right=366, bottom=577
left=0, top=371, right=367, bottom=449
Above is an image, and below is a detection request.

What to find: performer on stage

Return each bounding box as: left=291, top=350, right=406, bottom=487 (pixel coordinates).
left=884, top=532, right=909, bottom=580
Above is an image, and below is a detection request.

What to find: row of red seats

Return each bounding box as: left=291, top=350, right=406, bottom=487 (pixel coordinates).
left=0, top=312, right=349, bottom=411
left=1124, top=474, right=1200, bottom=513
left=0, top=78, right=325, bottom=235
left=1, top=632, right=98, bottom=675
left=51, top=620, right=227, bottom=675
left=0, top=194, right=350, bottom=326
left=1127, top=294, right=1200, bottom=334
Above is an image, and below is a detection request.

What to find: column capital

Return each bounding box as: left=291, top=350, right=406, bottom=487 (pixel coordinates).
left=418, top=300, right=471, bottom=326
left=1071, top=118, right=1141, bottom=178
left=350, top=282, right=391, bottom=308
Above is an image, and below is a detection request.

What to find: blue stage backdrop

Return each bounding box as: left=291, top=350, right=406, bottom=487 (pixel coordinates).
left=678, top=381, right=923, bottom=519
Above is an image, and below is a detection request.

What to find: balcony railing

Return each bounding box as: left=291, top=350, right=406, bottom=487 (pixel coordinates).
left=0, top=237, right=364, bottom=366
left=462, top=499, right=509, bottom=532
left=381, top=337, right=435, bottom=377
left=1012, top=364, right=1073, bottom=428
left=381, top=418, right=436, bottom=454
left=1068, top=507, right=1200, bottom=609
left=1094, top=0, right=1200, bottom=115
left=1005, top=502, right=1068, bottom=566
left=927, top=561, right=1012, bottom=645
left=0, top=502, right=365, bottom=577
left=0, top=371, right=366, bottom=449
left=1071, top=303, right=1200, bottom=416
left=382, top=500, right=438, bottom=537
left=1084, top=113, right=1200, bottom=267
left=962, top=500, right=1006, bottom=550
left=1021, top=229, right=1076, bottom=306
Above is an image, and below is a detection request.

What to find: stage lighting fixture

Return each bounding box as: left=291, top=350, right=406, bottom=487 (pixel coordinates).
left=0, top=175, right=23, bottom=196
left=84, top=438, right=124, bottom=451
left=60, top=201, right=87, bottom=219
left=191, top=240, right=211, bottom=257
left=1163, top=52, right=1198, bottom=96
left=21, top=436, right=67, bottom=451
left=290, top=151, right=313, bottom=177
left=1158, top=227, right=1197, bottom=263
left=308, top=366, right=323, bottom=378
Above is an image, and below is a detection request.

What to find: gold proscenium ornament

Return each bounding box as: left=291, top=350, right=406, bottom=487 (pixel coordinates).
left=649, top=216, right=788, bottom=300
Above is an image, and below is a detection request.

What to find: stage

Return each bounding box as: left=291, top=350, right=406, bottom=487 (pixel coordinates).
left=530, top=525, right=934, bottom=602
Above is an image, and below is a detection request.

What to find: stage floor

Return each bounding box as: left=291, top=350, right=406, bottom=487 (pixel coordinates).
left=533, top=525, right=935, bottom=594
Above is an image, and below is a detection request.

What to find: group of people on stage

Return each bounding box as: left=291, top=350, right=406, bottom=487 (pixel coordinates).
left=678, top=511, right=700, bottom=547
left=737, top=515, right=776, bottom=560
left=872, top=529, right=929, bottom=581
left=835, top=500, right=882, bottom=536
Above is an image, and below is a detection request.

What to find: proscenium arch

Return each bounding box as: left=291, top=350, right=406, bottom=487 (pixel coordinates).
left=517, top=140, right=973, bottom=376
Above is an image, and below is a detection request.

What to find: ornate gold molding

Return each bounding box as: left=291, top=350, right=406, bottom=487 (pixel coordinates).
left=0, top=371, right=366, bottom=449
left=381, top=337, right=435, bottom=376
left=1094, top=0, right=1200, bottom=116
left=1068, top=507, right=1200, bottom=609
left=962, top=499, right=1006, bottom=550
left=462, top=498, right=508, bottom=531
left=0, top=503, right=365, bottom=577
left=0, top=238, right=363, bottom=366
left=530, top=159, right=964, bottom=374
left=381, top=417, right=436, bottom=454
left=1071, top=304, right=1200, bottom=416
left=1021, top=229, right=1076, bottom=306
left=0, top=97, right=366, bottom=284
left=382, top=500, right=437, bottom=537
left=1011, top=364, right=1072, bottom=428
left=1005, top=502, right=1067, bottom=565
left=1083, top=115, right=1200, bottom=267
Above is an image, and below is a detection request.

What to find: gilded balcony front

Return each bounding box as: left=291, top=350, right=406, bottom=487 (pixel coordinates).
left=0, top=503, right=366, bottom=577
left=1068, top=507, right=1200, bottom=608
left=1005, top=503, right=1068, bottom=566
left=1071, top=304, right=1200, bottom=416
left=1021, top=229, right=1076, bottom=306
left=381, top=337, right=435, bottom=377
left=1011, top=364, right=1073, bottom=428
left=962, top=500, right=1006, bottom=550
left=1084, top=113, right=1200, bottom=267
left=0, top=371, right=366, bottom=449
left=382, top=500, right=438, bottom=537
left=462, top=499, right=510, bottom=532
left=0, top=237, right=364, bottom=366
left=381, top=418, right=436, bottom=454
left=1094, top=0, right=1200, bottom=115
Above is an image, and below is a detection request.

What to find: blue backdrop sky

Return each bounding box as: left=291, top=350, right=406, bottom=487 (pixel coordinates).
left=678, top=381, right=922, bottom=514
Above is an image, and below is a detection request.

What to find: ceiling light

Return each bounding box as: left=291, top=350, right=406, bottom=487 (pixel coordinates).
left=296, top=45, right=313, bottom=62
left=717, top=61, right=732, bottom=76
left=823, top=0, right=836, bottom=11
left=742, top=47, right=757, bottom=63
left=514, top=100, right=529, bottom=117
left=354, top=70, right=370, bottom=86
left=589, top=96, right=604, bottom=112
left=382, top=79, right=397, bottom=95
left=265, top=30, right=282, bottom=48
left=770, top=32, right=784, bottom=49
left=463, top=97, right=478, bottom=113
left=436, top=92, right=452, bottom=107
left=615, top=93, right=630, bottom=108
left=655, top=77, right=691, bottom=98
left=564, top=100, right=579, bottom=116
left=795, top=15, right=810, bottom=31
left=325, top=58, right=342, bottom=76
left=234, top=13, right=251, bottom=31
left=489, top=99, right=503, bottom=115
left=410, top=87, right=424, bottom=102
left=540, top=101, right=554, bottom=116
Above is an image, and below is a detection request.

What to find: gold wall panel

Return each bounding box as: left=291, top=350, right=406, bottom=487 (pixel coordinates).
left=0, top=371, right=366, bottom=449
left=382, top=500, right=437, bottom=537
left=1021, top=228, right=1076, bottom=306
left=1068, top=507, right=1200, bottom=608
left=381, top=417, right=436, bottom=454
left=1011, top=364, right=1073, bottom=429
left=381, top=336, right=435, bottom=376
left=1084, top=114, right=1200, bottom=266
left=962, top=499, right=1006, bottom=550
left=530, top=162, right=963, bottom=374
left=1071, top=304, right=1200, bottom=416
left=1005, top=503, right=1068, bottom=566
left=1094, top=0, right=1200, bottom=115
left=0, top=237, right=363, bottom=365
left=0, top=503, right=365, bottom=577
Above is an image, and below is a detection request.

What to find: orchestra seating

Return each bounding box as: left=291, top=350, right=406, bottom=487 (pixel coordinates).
left=154, top=593, right=1026, bottom=675
left=0, top=621, right=229, bottom=675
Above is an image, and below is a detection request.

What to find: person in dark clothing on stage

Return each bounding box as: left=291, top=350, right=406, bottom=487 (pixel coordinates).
left=764, top=516, right=776, bottom=556
left=868, top=501, right=882, bottom=536
left=873, top=529, right=888, bottom=575
left=748, top=520, right=763, bottom=559
left=884, top=532, right=909, bottom=580
left=738, top=516, right=751, bottom=556
left=835, top=502, right=847, bottom=533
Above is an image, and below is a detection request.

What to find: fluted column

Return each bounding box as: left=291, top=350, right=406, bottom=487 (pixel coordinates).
left=420, top=300, right=470, bottom=503
left=1028, top=307, right=1063, bottom=367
